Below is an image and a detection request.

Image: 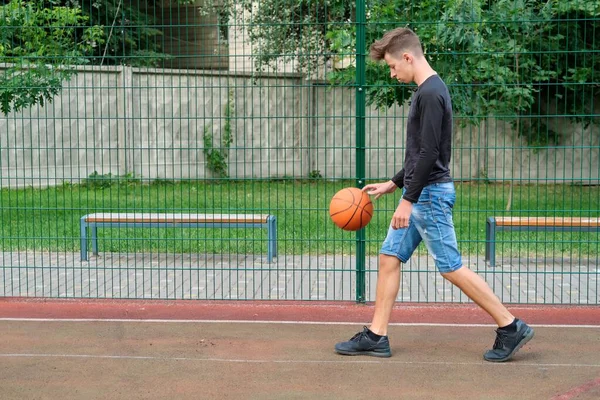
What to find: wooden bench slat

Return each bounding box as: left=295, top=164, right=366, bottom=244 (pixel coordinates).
left=486, top=216, right=598, bottom=267
left=84, top=213, right=271, bottom=224
left=495, top=217, right=600, bottom=227
left=80, top=212, right=277, bottom=263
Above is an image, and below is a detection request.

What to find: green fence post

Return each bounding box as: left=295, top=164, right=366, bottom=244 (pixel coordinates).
left=355, top=0, right=367, bottom=303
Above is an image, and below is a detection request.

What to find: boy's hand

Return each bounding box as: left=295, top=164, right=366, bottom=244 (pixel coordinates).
left=392, top=199, right=413, bottom=229
left=362, top=180, right=398, bottom=200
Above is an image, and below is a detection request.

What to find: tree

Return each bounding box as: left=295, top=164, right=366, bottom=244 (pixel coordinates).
left=0, top=0, right=104, bottom=114
left=64, top=0, right=195, bottom=67
left=199, top=0, right=353, bottom=74
left=0, top=0, right=195, bottom=114
left=206, top=0, right=600, bottom=144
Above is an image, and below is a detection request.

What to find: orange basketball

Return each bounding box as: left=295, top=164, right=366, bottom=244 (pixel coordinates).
left=329, top=187, right=374, bottom=231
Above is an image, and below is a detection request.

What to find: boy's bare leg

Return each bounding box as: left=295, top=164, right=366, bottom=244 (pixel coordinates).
left=369, top=254, right=401, bottom=336
left=441, top=266, right=514, bottom=327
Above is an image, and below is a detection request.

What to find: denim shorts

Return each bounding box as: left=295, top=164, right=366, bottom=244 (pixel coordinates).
left=380, top=181, right=463, bottom=273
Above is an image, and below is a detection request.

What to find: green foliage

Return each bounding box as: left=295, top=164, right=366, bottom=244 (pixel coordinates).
left=477, top=168, right=491, bottom=185
left=203, top=90, right=235, bottom=178
left=32, top=1, right=195, bottom=68
left=211, top=0, right=600, bottom=146
left=56, top=0, right=197, bottom=67
left=309, top=170, right=323, bottom=180
left=82, top=171, right=141, bottom=189
left=202, top=125, right=228, bottom=178
left=199, top=0, right=354, bottom=73
left=0, top=0, right=104, bottom=114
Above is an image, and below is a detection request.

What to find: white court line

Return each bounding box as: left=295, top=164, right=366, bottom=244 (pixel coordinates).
left=0, top=318, right=599, bottom=329
left=0, top=353, right=599, bottom=368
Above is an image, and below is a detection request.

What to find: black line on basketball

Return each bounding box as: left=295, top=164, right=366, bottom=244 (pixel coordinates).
left=330, top=201, right=356, bottom=217
left=357, top=204, right=373, bottom=218
left=342, top=205, right=361, bottom=230
left=330, top=204, right=358, bottom=218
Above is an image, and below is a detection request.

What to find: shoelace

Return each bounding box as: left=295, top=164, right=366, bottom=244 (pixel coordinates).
left=350, top=327, right=369, bottom=342
left=493, top=329, right=508, bottom=349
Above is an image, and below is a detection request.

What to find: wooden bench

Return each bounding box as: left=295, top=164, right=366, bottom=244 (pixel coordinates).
left=80, top=213, right=277, bottom=263
left=485, top=216, right=600, bottom=267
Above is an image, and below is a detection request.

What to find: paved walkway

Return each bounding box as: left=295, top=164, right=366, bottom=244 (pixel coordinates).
left=0, top=252, right=598, bottom=304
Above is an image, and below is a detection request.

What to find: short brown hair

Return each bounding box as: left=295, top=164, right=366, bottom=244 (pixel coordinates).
left=369, top=28, right=423, bottom=61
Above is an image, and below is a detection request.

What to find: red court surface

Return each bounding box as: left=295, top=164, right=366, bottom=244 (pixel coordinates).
left=0, top=299, right=599, bottom=400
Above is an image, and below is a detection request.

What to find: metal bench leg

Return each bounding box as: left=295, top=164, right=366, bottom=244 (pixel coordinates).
left=80, top=217, right=88, bottom=261
left=267, top=215, right=277, bottom=263
left=485, top=217, right=496, bottom=267
left=91, top=224, right=99, bottom=255
left=273, top=216, right=277, bottom=257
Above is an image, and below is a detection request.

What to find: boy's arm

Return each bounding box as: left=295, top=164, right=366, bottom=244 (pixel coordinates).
left=402, top=92, right=445, bottom=203
left=391, top=168, right=405, bottom=189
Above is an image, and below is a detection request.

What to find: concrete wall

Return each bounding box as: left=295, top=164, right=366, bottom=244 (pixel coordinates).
left=0, top=66, right=126, bottom=188
left=0, top=66, right=598, bottom=188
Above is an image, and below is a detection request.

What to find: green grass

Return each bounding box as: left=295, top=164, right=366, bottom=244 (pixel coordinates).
left=0, top=180, right=598, bottom=258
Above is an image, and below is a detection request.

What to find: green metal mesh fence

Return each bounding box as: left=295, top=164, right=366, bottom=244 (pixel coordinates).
left=0, top=0, right=598, bottom=304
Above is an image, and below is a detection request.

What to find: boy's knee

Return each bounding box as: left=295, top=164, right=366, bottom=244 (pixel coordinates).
left=378, top=254, right=401, bottom=271
left=440, top=265, right=465, bottom=282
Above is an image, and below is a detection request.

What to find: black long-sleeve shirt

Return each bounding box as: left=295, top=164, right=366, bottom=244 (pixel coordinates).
left=391, top=75, right=453, bottom=203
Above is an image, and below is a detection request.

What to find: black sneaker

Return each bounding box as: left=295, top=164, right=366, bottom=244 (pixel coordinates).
left=484, top=319, right=534, bottom=362
left=334, top=326, right=392, bottom=358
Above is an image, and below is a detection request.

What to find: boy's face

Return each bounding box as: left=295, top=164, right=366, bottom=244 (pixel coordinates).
left=384, top=52, right=414, bottom=84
